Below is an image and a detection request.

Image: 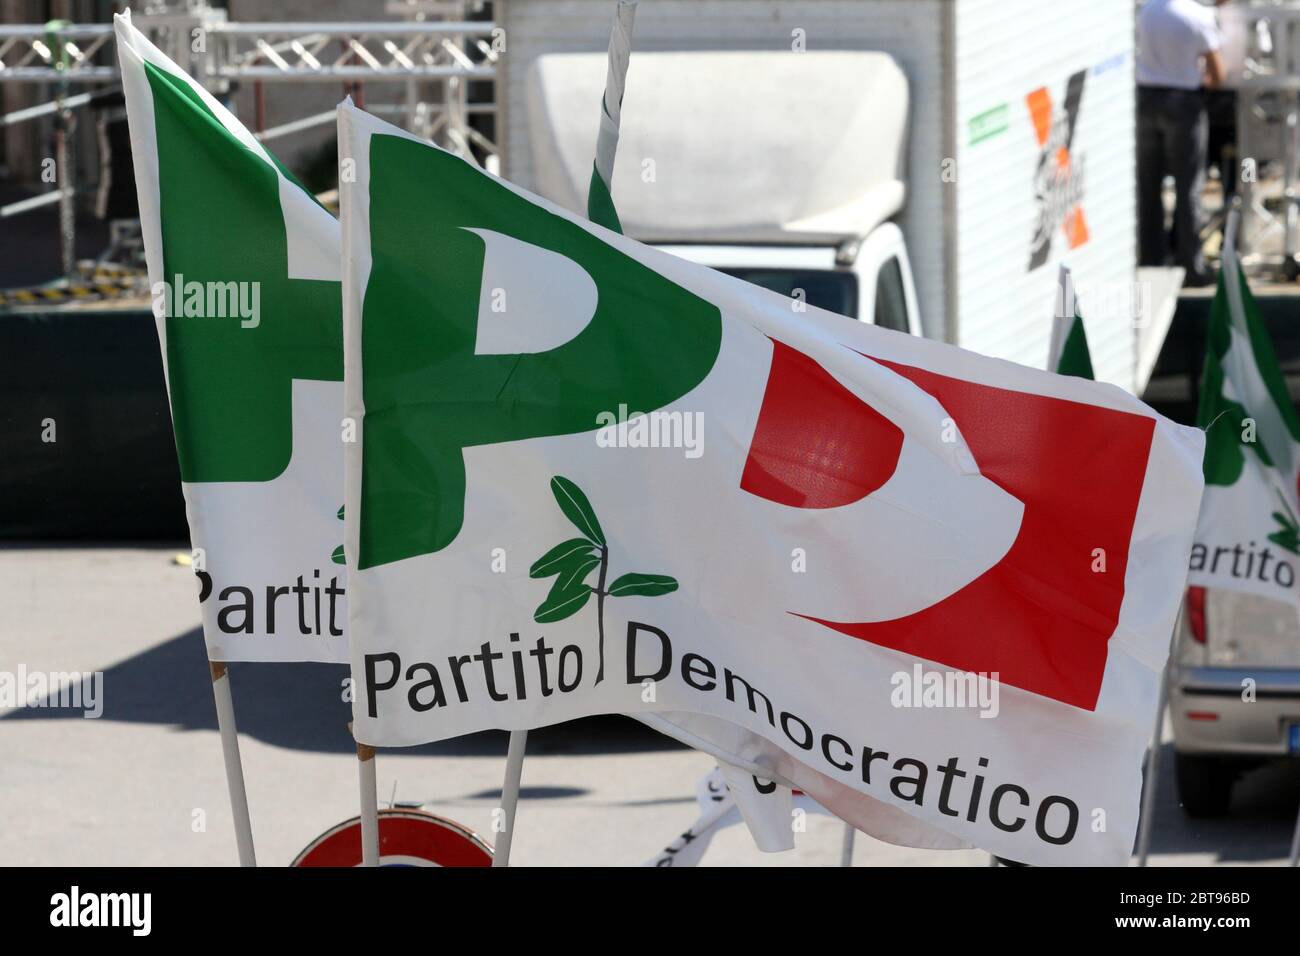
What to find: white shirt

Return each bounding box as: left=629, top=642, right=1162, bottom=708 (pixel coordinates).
left=1137, top=0, right=1221, bottom=90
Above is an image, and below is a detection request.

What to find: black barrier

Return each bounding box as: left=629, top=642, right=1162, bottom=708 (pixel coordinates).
left=0, top=306, right=187, bottom=540
left=1142, top=290, right=1300, bottom=426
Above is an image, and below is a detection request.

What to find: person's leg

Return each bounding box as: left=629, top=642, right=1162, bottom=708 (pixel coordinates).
left=1137, top=90, right=1170, bottom=267
left=1171, top=92, right=1210, bottom=278
left=1208, top=89, right=1238, bottom=201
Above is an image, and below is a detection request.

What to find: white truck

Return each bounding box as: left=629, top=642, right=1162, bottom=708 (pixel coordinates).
left=495, top=0, right=1170, bottom=392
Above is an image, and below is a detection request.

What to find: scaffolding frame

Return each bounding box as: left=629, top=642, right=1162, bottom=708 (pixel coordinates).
left=1225, top=0, right=1300, bottom=278
left=0, top=1, right=503, bottom=283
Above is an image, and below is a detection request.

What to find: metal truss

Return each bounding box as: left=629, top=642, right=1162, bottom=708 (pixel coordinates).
left=208, top=20, right=499, bottom=82
left=0, top=13, right=498, bottom=84
left=0, top=2, right=502, bottom=280
left=0, top=24, right=117, bottom=82
left=0, top=3, right=502, bottom=162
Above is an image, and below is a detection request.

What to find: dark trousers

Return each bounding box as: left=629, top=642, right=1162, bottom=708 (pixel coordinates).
left=1137, top=85, right=1208, bottom=275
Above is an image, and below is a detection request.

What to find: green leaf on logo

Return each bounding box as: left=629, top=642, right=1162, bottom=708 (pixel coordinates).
left=550, top=476, right=605, bottom=546
left=557, top=553, right=601, bottom=593
left=530, top=537, right=597, bottom=578
left=337, top=504, right=345, bottom=521
left=331, top=545, right=346, bottom=565
left=607, top=573, right=678, bottom=598
left=1269, top=511, right=1300, bottom=555
left=534, top=579, right=593, bottom=623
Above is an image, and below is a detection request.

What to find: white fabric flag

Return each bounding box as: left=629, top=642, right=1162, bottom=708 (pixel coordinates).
left=1188, top=212, right=1300, bottom=608
left=116, top=13, right=347, bottom=662
left=339, top=102, right=1204, bottom=866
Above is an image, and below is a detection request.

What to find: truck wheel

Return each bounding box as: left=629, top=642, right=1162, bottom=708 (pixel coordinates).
left=1174, top=752, right=1235, bottom=818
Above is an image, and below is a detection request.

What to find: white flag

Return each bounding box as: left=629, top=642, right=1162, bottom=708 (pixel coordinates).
left=116, top=13, right=347, bottom=662
left=1188, top=211, right=1300, bottom=608
left=339, top=102, right=1204, bottom=866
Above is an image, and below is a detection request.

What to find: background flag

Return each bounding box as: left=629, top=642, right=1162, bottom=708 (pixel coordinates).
left=1188, top=209, right=1300, bottom=607
left=1047, top=263, right=1095, bottom=379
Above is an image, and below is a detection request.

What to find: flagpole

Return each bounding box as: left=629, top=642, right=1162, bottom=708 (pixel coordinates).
left=208, top=661, right=256, bottom=866
left=586, top=0, right=638, bottom=233
left=355, top=730, right=379, bottom=866
left=838, top=821, right=855, bottom=867
left=1289, top=803, right=1300, bottom=866
left=1047, top=263, right=1073, bottom=372
left=1135, top=657, right=1172, bottom=867
left=486, top=0, right=639, bottom=871
left=492, top=730, right=529, bottom=867
left=1138, top=209, right=1232, bottom=866
left=1224, top=202, right=1300, bottom=867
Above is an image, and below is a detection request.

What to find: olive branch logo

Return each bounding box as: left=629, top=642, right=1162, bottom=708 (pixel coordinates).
left=1269, top=487, right=1300, bottom=555
left=530, top=476, right=678, bottom=684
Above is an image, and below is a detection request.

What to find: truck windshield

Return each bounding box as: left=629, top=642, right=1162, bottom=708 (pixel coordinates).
left=719, top=268, right=858, bottom=320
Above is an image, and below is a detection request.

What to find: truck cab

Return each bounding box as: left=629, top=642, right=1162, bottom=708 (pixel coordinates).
left=520, top=49, right=922, bottom=337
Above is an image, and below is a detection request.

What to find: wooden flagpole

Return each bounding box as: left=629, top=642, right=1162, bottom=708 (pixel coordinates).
left=208, top=661, right=256, bottom=866
left=492, top=730, right=529, bottom=867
